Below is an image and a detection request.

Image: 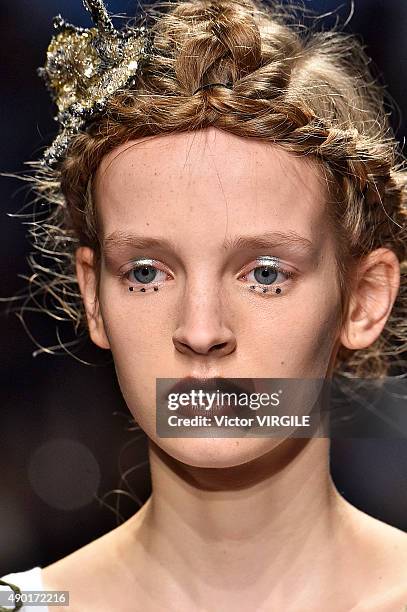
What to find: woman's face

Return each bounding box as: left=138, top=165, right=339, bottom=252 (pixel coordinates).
left=81, top=127, right=343, bottom=467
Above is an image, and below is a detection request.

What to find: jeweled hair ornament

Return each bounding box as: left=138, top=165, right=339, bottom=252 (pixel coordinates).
left=37, top=0, right=150, bottom=168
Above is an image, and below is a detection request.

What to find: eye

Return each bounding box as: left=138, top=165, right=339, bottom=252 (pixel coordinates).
left=129, top=265, right=164, bottom=284
left=119, top=259, right=172, bottom=289
left=244, top=265, right=292, bottom=285
left=249, top=266, right=280, bottom=285
left=239, top=258, right=296, bottom=290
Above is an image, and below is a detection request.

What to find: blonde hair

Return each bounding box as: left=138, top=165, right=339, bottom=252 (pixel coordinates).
left=9, top=0, right=407, bottom=377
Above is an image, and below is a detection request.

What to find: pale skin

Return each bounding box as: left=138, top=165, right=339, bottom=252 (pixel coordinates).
left=42, top=128, right=407, bottom=611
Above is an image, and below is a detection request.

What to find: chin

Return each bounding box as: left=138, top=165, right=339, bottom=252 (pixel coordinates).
left=154, top=436, right=284, bottom=469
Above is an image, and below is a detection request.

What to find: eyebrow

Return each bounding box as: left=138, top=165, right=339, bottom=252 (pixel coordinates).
left=222, top=231, right=315, bottom=255
left=102, top=230, right=316, bottom=256
left=103, top=232, right=176, bottom=255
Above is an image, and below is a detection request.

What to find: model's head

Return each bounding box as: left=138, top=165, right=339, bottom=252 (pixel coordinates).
left=19, top=0, right=406, bottom=465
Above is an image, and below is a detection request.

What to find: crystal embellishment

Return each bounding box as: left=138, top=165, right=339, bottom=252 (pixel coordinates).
left=37, top=0, right=150, bottom=167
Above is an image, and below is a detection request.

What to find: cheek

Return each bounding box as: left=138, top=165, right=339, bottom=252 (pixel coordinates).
left=239, top=277, right=341, bottom=375
left=275, top=285, right=341, bottom=374
left=98, top=274, right=171, bottom=353
left=99, top=303, right=159, bottom=433
left=287, top=308, right=340, bottom=373
left=97, top=290, right=174, bottom=421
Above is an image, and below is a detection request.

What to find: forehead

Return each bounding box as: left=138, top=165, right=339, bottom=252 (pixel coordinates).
left=94, top=127, right=329, bottom=246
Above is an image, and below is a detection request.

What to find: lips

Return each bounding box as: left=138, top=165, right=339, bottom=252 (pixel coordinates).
left=161, top=376, right=257, bottom=418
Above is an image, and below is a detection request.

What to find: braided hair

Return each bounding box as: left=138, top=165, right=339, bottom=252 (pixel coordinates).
left=13, top=0, right=407, bottom=377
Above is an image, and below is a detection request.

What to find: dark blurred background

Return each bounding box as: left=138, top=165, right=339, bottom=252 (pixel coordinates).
left=1, top=0, right=406, bottom=575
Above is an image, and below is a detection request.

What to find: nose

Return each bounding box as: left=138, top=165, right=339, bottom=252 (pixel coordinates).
left=172, top=284, right=237, bottom=358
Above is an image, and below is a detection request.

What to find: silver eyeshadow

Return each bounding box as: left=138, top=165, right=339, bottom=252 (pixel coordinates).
left=254, top=256, right=280, bottom=265
left=128, top=258, right=156, bottom=266
left=123, top=256, right=282, bottom=283
left=127, top=256, right=280, bottom=267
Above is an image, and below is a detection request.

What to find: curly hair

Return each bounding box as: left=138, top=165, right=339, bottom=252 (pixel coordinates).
left=7, top=0, right=407, bottom=377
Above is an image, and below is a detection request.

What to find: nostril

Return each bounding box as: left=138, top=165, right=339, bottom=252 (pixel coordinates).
left=209, top=342, right=229, bottom=352
left=173, top=338, right=235, bottom=356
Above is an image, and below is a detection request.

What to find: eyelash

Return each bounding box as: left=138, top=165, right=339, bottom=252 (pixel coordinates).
left=240, top=261, right=296, bottom=295
left=118, top=258, right=297, bottom=295
left=117, top=259, right=171, bottom=289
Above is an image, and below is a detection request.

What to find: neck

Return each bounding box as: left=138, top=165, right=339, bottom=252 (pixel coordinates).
left=120, top=437, right=352, bottom=609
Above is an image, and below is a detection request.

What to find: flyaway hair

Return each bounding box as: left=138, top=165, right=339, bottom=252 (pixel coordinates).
left=3, top=0, right=407, bottom=377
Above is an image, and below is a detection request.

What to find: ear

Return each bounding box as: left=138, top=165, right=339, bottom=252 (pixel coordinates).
left=340, top=248, right=400, bottom=351
left=75, top=246, right=110, bottom=350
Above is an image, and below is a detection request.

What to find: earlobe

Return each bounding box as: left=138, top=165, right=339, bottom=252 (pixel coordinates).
left=339, top=248, right=400, bottom=351
left=75, top=246, right=111, bottom=350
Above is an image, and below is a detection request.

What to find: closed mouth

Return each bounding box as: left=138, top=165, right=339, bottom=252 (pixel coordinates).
left=161, top=376, right=257, bottom=419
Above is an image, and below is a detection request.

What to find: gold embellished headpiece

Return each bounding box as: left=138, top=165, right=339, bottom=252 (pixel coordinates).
left=38, top=0, right=150, bottom=167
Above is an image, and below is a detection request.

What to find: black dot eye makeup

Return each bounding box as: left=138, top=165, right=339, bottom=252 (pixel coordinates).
left=248, top=285, right=283, bottom=295
left=128, top=286, right=160, bottom=293
left=121, top=255, right=296, bottom=296
left=118, top=258, right=171, bottom=293
left=238, top=255, right=296, bottom=296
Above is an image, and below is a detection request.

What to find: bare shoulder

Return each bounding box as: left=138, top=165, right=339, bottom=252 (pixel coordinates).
left=367, top=519, right=407, bottom=608
left=41, top=524, right=128, bottom=612
left=359, top=507, right=407, bottom=566
left=42, top=501, right=152, bottom=612
left=341, top=499, right=407, bottom=611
